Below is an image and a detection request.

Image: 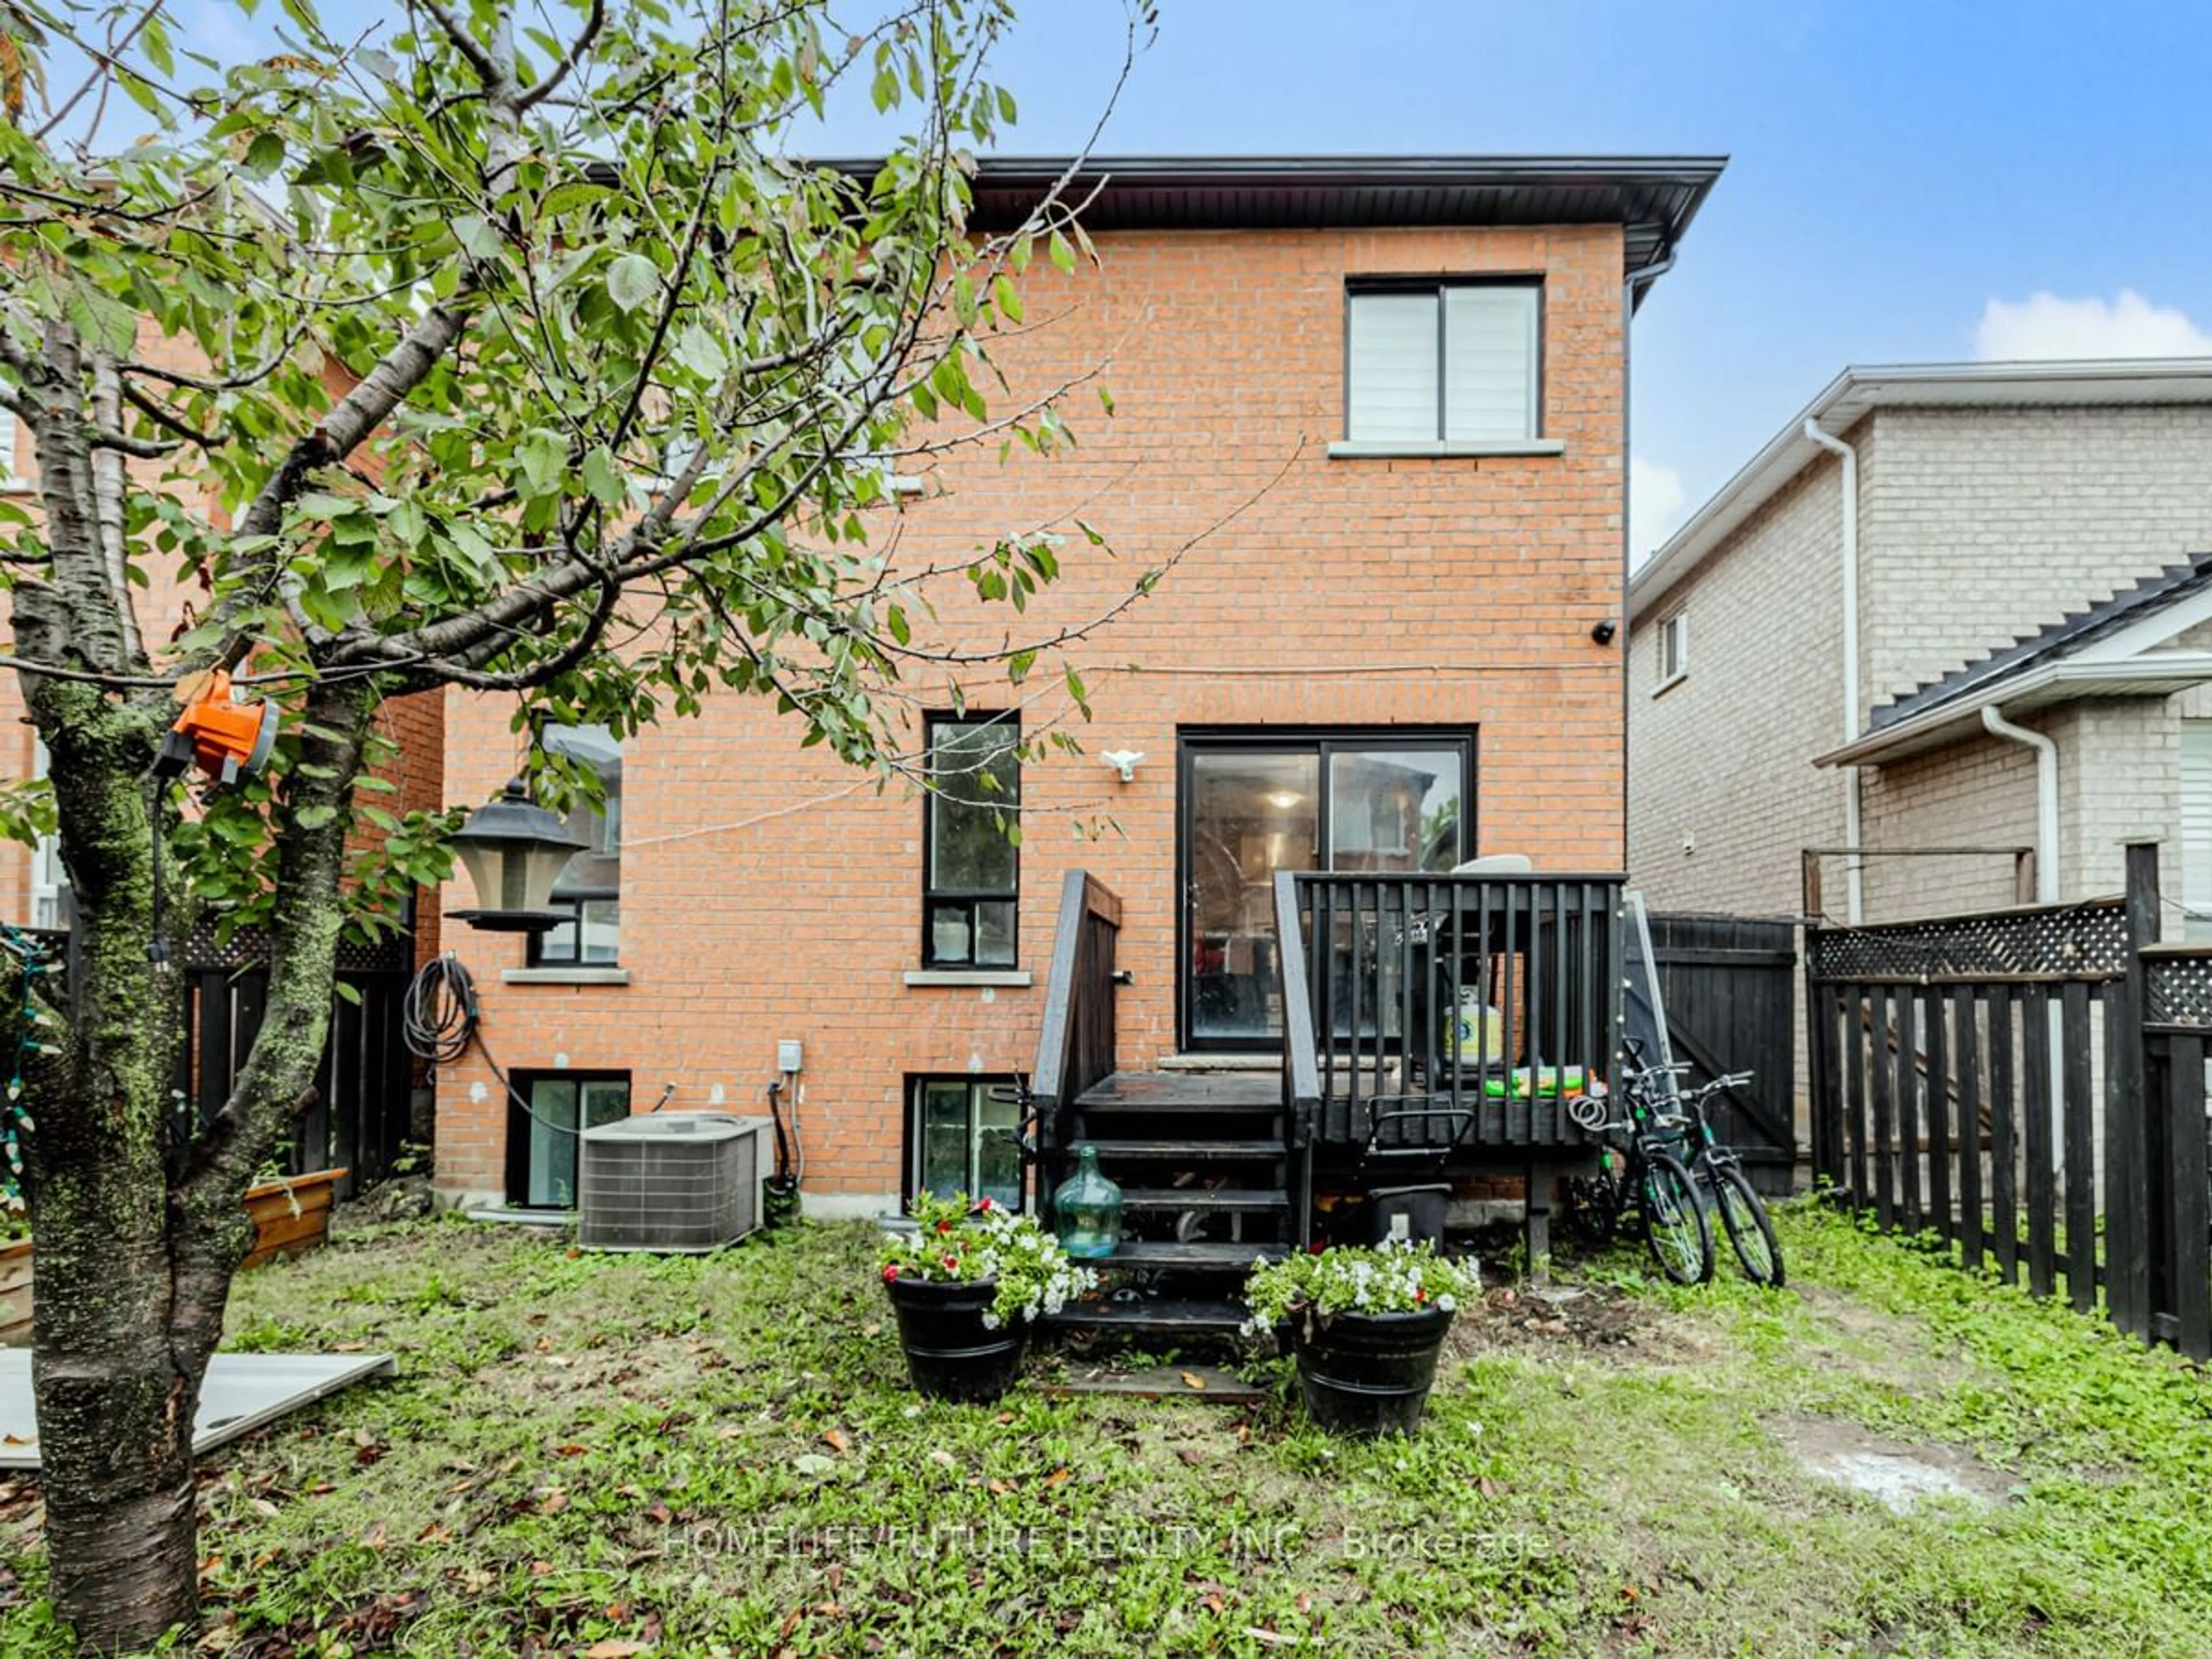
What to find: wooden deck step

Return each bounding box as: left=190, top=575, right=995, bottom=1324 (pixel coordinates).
left=1081, top=1139, right=1285, bottom=1160
left=1046, top=1296, right=1251, bottom=1336
left=1074, top=1071, right=1282, bottom=1112
left=1104, top=1239, right=1283, bottom=1269
left=1040, top=1364, right=1264, bottom=1402
left=1116, top=1187, right=1289, bottom=1214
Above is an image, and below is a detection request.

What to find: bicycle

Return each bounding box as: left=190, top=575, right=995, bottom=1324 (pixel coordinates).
left=1567, top=1048, right=1715, bottom=1286
left=1673, top=1071, right=1786, bottom=1287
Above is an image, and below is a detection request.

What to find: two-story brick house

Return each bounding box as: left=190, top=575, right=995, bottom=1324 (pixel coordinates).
left=431, top=154, right=1724, bottom=1236
left=1629, top=359, right=2212, bottom=937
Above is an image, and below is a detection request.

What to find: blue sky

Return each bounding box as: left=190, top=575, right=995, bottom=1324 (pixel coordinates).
left=186, top=0, right=2212, bottom=558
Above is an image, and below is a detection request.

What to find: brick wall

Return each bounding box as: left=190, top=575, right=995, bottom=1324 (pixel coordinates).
left=437, top=222, right=1633, bottom=1207
left=1626, top=435, right=1856, bottom=918
left=1862, top=404, right=2212, bottom=707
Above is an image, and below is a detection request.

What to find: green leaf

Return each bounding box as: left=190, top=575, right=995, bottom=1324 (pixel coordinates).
left=606, top=252, right=660, bottom=314
left=293, top=804, right=339, bottom=830
left=991, top=273, right=1022, bottom=324
left=453, top=215, right=504, bottom=259
left=243, top=132, right=287, bottom=179
left=580, top=446, right=627, bottom=509
left=1048, top=230, right=1075, bottom=275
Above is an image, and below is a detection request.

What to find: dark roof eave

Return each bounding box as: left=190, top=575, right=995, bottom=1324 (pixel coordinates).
left=817, top=153, right=1726, bottom=284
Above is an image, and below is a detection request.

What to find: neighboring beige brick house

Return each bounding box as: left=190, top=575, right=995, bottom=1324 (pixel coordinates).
left=1628, top=359, right=2212, bottom=937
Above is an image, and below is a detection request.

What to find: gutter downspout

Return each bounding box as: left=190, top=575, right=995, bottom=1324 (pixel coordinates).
left=1980, top=705, right=2061, bottom=903
left=1620, top=251, right=1674, bottom=873
left=1801, top=420, right=1863, bottom=922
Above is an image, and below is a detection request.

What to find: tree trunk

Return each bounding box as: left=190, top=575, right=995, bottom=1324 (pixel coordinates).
left=21, top=681, right=205, bottom=1653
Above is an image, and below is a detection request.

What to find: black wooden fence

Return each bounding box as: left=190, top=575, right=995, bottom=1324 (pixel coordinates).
left=1806, top=844, right=2211, bottom=1359
left=1646, top=913, right=1798, bottom=1194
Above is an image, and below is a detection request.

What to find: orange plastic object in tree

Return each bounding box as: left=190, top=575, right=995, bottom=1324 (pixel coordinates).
left=164, top=668, right=279, bottom=784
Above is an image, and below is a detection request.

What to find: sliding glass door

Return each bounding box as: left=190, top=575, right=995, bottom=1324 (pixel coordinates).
left=1179, top=732, right=1472, bottom=1048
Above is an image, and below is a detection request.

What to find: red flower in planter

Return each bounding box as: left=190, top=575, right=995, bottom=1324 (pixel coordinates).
left=941, top=1254, right=959, bottom=1272
left=936, top=1219, right=953, bottom=1235
left=975, top=1198, right=995, bottom=1212
left=882, top=1264, right=901, bottom=1283
left=1414, top=1287, right=1429, bottom=1304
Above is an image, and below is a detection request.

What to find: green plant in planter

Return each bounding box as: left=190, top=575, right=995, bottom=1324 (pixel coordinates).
left=1241, top=1241, right=1479, bottom=1337
left=880, top=1192, right=1099, bottom=1330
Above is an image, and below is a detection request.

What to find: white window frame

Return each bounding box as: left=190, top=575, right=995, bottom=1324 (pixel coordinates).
left=1653, top=612, right=1690, bottom=694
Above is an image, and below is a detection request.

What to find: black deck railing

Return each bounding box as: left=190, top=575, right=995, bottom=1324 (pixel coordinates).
left=1272, top=870, right=1623, bottom=1155
left=1030, top=870, right=1123, bottom=1190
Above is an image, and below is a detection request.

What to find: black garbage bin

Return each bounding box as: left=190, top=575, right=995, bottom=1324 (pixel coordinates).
left=1365, top=1183, right=1450, bottom=1247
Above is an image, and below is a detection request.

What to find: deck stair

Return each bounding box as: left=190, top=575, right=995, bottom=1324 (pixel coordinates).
left=1046, top=1068, right=1293, bottom=1338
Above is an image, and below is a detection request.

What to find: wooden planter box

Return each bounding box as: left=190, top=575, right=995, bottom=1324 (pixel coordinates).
left=241, top=1168, right=347, bottom=1271
left=0, top=1169, right=346, bottom=1346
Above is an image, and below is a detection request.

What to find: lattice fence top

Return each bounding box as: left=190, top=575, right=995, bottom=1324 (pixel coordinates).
left=184, top=918, right=414, bottom=977
left=2146, top=952, right=2212, bottom=1029
left=1808, top=900, right=2128, bottom=982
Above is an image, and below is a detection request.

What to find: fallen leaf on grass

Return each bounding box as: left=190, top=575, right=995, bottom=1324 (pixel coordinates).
left=823, top=1427, right=850, bottom=1455
left=986, top=1478, right=1013, bottom=1496
left=557, top=1443, right=590, bottom=1457
left=792, top=1454, right=836, bottom=1478
left=1180, top=1371, right=1207, bottom=1391
left=927, top=1449, right=956, bottom=1469
left=540, top=1490, right=570, bottom=1516
left=362, top=1522, right=387, bottom=1550
left=1042, top=1468, right=1071, bottom=1488
left=1244, top=1629, right=1296, bottom=1648
left=582, top=1643, right=650, bottom=1657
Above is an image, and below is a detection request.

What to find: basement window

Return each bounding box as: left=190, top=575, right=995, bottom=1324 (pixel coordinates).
left=907, top=1076, right=1023, bottom=1211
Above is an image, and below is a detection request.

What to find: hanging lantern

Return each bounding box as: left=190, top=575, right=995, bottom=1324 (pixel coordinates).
left=447, top=778, right=588, bottom=934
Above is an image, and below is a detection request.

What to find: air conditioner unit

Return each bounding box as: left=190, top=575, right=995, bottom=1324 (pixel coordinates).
left=577, top=1112, right=771, bottom=1252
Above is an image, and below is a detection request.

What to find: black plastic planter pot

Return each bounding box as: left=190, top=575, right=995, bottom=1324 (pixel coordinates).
left=1292, top=1305, right=1455, bottom=1437
left=884, top=1276, right=1025, bottom=1403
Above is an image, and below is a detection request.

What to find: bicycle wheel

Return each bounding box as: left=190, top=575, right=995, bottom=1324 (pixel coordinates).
left=1711, top=1162, right=1785, bottom=1287
left=1639, top=1150, right=1715, bottom=1286
left=1565, top=1158, right=1625, bottom=1244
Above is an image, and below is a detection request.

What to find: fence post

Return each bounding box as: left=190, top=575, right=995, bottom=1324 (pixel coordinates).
left=2107, top=842, right=2160, bottom=1338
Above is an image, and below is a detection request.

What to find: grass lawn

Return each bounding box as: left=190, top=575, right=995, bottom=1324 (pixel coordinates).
left=2, top=1204, right=2208, bottom=1656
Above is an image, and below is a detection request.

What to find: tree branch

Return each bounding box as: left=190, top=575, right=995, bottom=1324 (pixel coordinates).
left=514, top=0, right=604, bottom=111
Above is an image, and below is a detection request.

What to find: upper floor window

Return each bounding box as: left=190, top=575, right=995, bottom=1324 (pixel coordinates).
left=529, top=724, right=622, bottom=966
left=1345, top=280, right=1540, bottom=445
left=923, top=715, right=1020, bottom=967
left=1655, top=612, right=1688, bottom=690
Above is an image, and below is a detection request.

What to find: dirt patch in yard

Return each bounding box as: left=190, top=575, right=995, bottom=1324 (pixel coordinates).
left=1450, top=1282, right=1710, bottom=1365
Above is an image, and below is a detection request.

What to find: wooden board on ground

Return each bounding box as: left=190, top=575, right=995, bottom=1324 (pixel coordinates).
left=1041, top=1364, right=1264, bottom=1403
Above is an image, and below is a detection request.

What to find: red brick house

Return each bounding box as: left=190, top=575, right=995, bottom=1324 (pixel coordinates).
left=432, top=153, right=1725, bottom=1266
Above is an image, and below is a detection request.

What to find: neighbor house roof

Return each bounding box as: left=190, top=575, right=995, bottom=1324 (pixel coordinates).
left=1812, top=551, right=2212, bottom=768
left=1629, top=359, right=2212, bottom=620
left=826, top=154, right=1726, bottom=298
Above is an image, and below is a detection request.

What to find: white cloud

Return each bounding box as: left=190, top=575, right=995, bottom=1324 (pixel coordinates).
left=1630, top=457, right=1688, bottom=567
left=1975, top=289, right=2212, bottom=362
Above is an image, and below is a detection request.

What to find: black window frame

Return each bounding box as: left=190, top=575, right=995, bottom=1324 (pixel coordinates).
left=920, top=711, right=1022, bottom=968
left=1175, top=725, right=1479, bottom=1052
left=503, top=1068, right=632, bottom=1209
left=1342, top=275, right=1546, bottom=444
left=904, top=1073, right=1028, bottom=1213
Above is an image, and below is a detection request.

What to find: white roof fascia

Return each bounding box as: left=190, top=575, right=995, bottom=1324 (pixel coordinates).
left=2065, top=579, right=2212, bottom=664
left=1812, top=652, right=2212, bottom=770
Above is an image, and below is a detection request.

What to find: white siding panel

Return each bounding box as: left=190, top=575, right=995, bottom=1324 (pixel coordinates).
left=2181, top=720, right=2212, bottom=939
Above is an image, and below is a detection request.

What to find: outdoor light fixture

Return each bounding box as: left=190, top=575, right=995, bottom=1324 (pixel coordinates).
left=1100, top=749, right=1145, bottom=783
left=447, top=778, right=589, bottom=934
